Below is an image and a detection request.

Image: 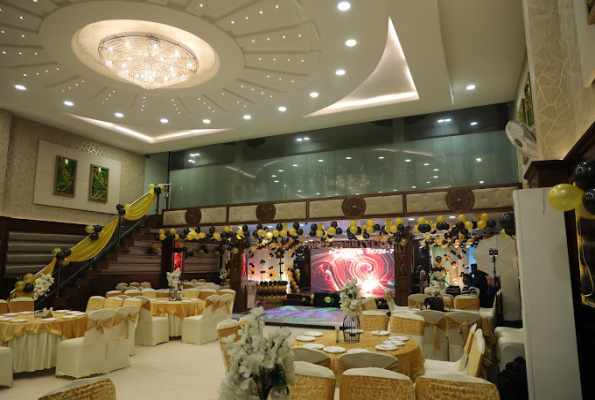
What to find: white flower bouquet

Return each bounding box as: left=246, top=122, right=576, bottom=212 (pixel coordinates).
left=219, top=307, right=294, bottom=400
left=34, top=273, right=54, bottom=300
left=429, top=271, right=447, bottom=296
left=340, top=278, right=363, bottom=318
left=166, top=269, right=181, bottom=289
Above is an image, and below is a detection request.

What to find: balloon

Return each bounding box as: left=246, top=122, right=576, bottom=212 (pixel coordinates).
left=289, top=228, right=297, bottom=236
left=505, top=228, right=516, bottom=236
left=85, top=225, right=95, bottom=234
left=350, top=220, right=357, bottom=227
left=90, top=233, right=99, bottom=240
left=310, top=294, right=314, bottom=299
left=390, top=225, right=398, bottom=233
left=385, top=219, right=392, bottom=227
left=63, top=249, right=72, bottom=257
left=316, top=229, right=323, bottom=237
left=52, top=247, right=62, bottom=256
left=350, top=227, right=357, bottom=234
left=395, top=218, right=403, bottom=225
left=548, top=184, right=584, bottom=211
left=232, top=248, right=239, bottom=254
left=437, top=215, right=445, bottom=223
left=481, top=213, right=490, bottom=222
left=23, top=273, right=34, bottom=283
left=500, top=229, right=508, bottom=237
left=14, top=281, right=25, bottom=291
left=425, top=234, right=431, bottom=240
left=499, top=213, right=516, bottom=230
left=583, top=188, right=595, bottom=215
left=169, top=228, right=177, bottom=234
left=23, top=283, right=34, bottom=293
left=456, top=221, right=465, bottom=230
left=327, top=227, right=336, bottom=235
left=414, top=225, right=420, bottom=233
left=457, top=214, right=466, bottom=222
left=149, top=183, right=155, bottom=191
left=366, top=227, right=374, bottom=234
left=577, top=204, right=595, bottom=219
left=477, top=220, right=487, bottom=229
left=575, top=161, right=595, bottom=190
left=324, top=296, right=331, bottom=304
left=417, top=217, right=426, bottom=225
left=473, top=213, right=482, bottom=222
left=60, top=258, right=70, bottom=266
left=399, top=238, right=408, bottom=246
left=159, top=234, right=166, bottom=240
left=224, top=226, right=231, bottom=233
left=280, top=230, right=287, bottom=237
left=266, top=232, right=273, bottom=239
left=159, top=229, right=165, bottom=235
left=273, top=230, right=280, bottom=237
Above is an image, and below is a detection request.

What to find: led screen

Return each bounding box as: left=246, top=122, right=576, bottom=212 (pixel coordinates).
left=311, top=248, right=395, bottom=297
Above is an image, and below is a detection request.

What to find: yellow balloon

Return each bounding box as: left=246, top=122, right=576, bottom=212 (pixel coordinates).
left=174, top=234, right=180, bottom=240
left=170, top=228, right=177, bottom=234
left=425, top=234, right=431, bottom=240
left=266, top=232, right=273, bottom=239
left=52, top=247, right=62, bottom=256
left=395, top=218, right=403, bottom=225
left=500, top=229, right=508, bottom=238
left=273, top=230, right=280, bottom=237
left=213, top=232, right=221, bottom=240
left=289, top=228, right=297, bottom=236
left=400, top=238, right=408, bottom=246
left=577, top=204, right=595, bottom=219
left=465, top=221, right=474, bottom=230
left=390, top=225, right=398, bottom=233
left=473, top=213, right=482, bottom=222
left=385, top=218, right=392, bottom=227
left=437, top=215, right=445, bottom=223
left=361, top=224, right=367, bottom=231
left=14, top=281, right=25, bottom=291
left=316, top=229, right=323, bottom=237
left=417, top=217, right=427, bottom=225
left=481, top=213, right=490, bottom=222
left=159, top=234, right=166, bottom=240
left=85, top=225, right=95, bottom=234
left=457, top=214, right=466, bottom=222
left=319, top=225, right=325, bottom=231
left=60, top=258, right=70, bottom=266
left=159, top=229, right=165, bottom=235
left=414, top=225, right=420, bottom=233
left=237, top=229, right=245, bottom=238
left=232, top=248, right=239, bottom=254
left=426, top=219, right=434, bottom=226
left=280, top=230, right=287, bottom=237
left=366, top=227, right=374, bottom=234
left=149, top=183, right=155, bottom=191
left=23, top=273, right=34, bottom=283
left=257, top=229, right=265, bottom=237
left=350, top=226, right=357, bottom=234
left=350, top=220, right=357, bottom=227
left=198, top=232, right=206, bottom=239
left=548, top=184, right=584, bottom=211
left=477, top=220, right=487, bottom=229
left=224, top=226, right=231, bottom=233
left=367, top=219, right=375, bottom=227
left=327, top=227, right=336, bottom=235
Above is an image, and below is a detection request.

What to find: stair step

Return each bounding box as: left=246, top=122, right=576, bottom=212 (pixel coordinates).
left=75, top=277, right=89, bottom=287
left=86, top=269, right=100, bottom=279
left=96, top=260, right=109, bottom=269
left=105, top=252, right=118, bottom=262
left=63, top=286, right=78, bottom=297
left=51, top=297, right=67, bottom=309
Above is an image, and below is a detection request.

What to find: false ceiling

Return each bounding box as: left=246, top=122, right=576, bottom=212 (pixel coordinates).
left=0, top=0, right=525, bottom=154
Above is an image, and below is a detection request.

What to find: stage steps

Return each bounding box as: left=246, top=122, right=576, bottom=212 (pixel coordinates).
left=283, top=293, right=307, bottom=306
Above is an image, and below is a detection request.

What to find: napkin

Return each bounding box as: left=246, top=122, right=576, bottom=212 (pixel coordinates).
left=42, top=307, right=53, bottom=318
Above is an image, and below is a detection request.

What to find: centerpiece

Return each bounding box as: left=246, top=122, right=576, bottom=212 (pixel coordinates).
left=166, top=268, right=181, bottom=301
left=219, top=307, right=294, bottom=400
left=426, top=268, right=447, bottom=311
left=340, top=278, right=363, bottom=342
left=33, top=273, right=54, bottom=301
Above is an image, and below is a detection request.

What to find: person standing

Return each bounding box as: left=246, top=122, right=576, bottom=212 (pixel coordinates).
left=471, top=264, right=491, bottom=307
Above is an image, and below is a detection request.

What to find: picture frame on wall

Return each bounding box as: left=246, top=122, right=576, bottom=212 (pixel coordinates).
left=587, top=0, right=595, bottom=25
left=54, top=155, right=77, bottom=197
left=517, top=98, right=527, bottom=124
left=524, top=74, right=534, bottom=127
left=89, top=164, right=109, bottom=203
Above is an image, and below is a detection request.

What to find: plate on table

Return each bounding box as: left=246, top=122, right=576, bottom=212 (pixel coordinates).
left=181, top=300, right=191, bottom=303
left=295, top=336, right=316, bottom=342
left=375, top=344, right=397, bottom=351
left=323, top=346, right=346, bottom=354
left=56, top=310, right=70, bottom=313
left=62, top=315, right=78, bottom=319
left=345, top=328, right=363, bottom=334
left=67, top=311, right=84, bottom=315
left=11, top=319, right=27, bottom=323
left=3, top=313, right=18, bottom=317
left=43, top=318, right=58, bottom=322
left=389, top=336, right=409, bottom=341
left=384, top=340, right=406, bottom=346
left=19, top=311, right=34, bottom=315
left=302, top=343, right=325, bottom=350
left=371, top=330, right=390, bottom=336
left=304, top=331, right=324, bottom=337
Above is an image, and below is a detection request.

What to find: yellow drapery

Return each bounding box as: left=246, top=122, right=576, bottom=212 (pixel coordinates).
left=122, top=191, right=157, bottom=221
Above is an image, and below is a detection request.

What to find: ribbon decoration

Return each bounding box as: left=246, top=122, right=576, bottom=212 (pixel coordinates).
left=86, top=317, right=114, bottom=335
left=423, top=318, right=447, bottom=350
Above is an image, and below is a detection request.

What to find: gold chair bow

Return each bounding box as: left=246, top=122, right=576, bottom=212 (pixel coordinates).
left=424, top=319, right=446, bottom=350
left=206, top=298, right=224, bottom=312
left=114, top=312, right=139, bottom=339
left=407, top=299, right=423, bottom=309
left=86, top=317, right=114, bottom=335
left=445, top=316, right=481, bottom=348
left=313, top=358, right=332, bottom=369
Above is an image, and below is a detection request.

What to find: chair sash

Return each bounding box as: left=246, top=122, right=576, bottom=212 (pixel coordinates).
left=445, top=316, right=481, bottom=348
left=312, top=358, right=332, bottom=369
left=87, top=298, right=105, bottom=311
left=141, top=301, right=151, bottom=312
left=468, top=341, right=485, bottom=377
left=362, top=298, right=378, bottom=311
left=85, top=317, right=114, bottom=335
left=340, top=373, right=414, bottom=400
left=454, top=296, right=480, bottom=311
left=206, top=298, right=224, bottom=313
left=389, top=316, right=425, bottom=336
left=338, top=359, right=401, bottom=377
left=291, top=373, right=335, bottom=400
left=106, top=291, right=122, bottom=298
left=217, top=325, right=241, bottom=371
left=113, top=312, right=139, bottom=339
left=39, top=378, right=117, bottom=400
left=384, top=290, right=394, bottom=305
left=407, top=298, right=424, bottom=309
left=423, top=318, right=447, bottom=350
left=361, top=314, right=388, bottom=331
left=414, top=376, right=499, bottom=400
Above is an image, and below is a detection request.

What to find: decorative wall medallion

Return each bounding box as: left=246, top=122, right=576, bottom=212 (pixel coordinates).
left=256, top=203, right=276, bottom=223
left=342, top=197, right=366, bottom=218
left=185, top=208, right=202, bottom=225
left=446, top=189, right=475, bottom=212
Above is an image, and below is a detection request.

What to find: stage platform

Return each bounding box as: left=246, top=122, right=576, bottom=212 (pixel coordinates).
left=238, top=305, right=390, bottom=329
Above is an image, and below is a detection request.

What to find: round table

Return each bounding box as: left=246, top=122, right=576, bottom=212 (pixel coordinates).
left=150, top=300, right=204, bottom=337
left=291, top=331, right=425, bottom=380
left=0, top=312, right=87, bottom=373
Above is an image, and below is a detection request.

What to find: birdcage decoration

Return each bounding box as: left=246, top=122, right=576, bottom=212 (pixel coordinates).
left=343, top=315, right=361, bottom=343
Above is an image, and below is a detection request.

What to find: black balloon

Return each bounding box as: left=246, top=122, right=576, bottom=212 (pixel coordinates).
left=293, top=222, right=300, bottom=229
left=276, top=223, right=283, bottom=230
left=335, top=228, right=342, bottom=235
left=583, top=188, right=595, bottom=215
left=153, top=186, right=161, bottom=195
left=23, top=283, right=34, bottom=293
left=94, top=225, right=103, bottom=233
left=374, top=224, right=381, bottom=231
left=63, top=249, right=72, bottom=257
left=90, top=233, right=99, bottom=240
left=189, top=251, right=195, bottom=257
left=456, top=221, right=465, bottom=230
left=297, top=228, right=304, bottom=236
left=461, top=228, right=469, bottom=235
left=182, top=247, right=188, bottom=252
left=499, top=213, right=516, bottom=230
left=505, top=228, right=516, bottom=236
left=486, top=220, right=497, bottom=229
left=183, top=228, right=191, bottom=234
left=116, top=204, right=124, bottom=210
left=309, top=230, right=316, bottom=237
left=363, top=233, right=369, bottom=239
left=242, top=225, right=249, bottom=232
left=311, top=223, right=318, bottom=231
left=118, top=209, right=126, bottom=215
left=154, top=233, right=160, bottom=240
left=575, top=161, right=595, bottom=190
left=451, top=227, right=459, bottom=235
left=397, top=224, right=407, bottom=233
left=256, top=224, right=263, bottom=230
left=56, top=252, right=65, bottom=260
left=195, top=227, right=201, bottom=233
left=209, top=226, right=216, bottom=233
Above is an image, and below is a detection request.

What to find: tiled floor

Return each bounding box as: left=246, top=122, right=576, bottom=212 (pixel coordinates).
left=0, top=325, right=326, bottom=400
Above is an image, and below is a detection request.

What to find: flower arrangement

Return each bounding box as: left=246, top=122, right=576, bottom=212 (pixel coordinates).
left=339, top=278, right=363, bottom=318
left=166, top=268, right=181, bottom=289
left=219, top=307, right=294, bottom=400
left=34, top=273, right=54, bottom=300
left=429, top=271, right=447, bottom=296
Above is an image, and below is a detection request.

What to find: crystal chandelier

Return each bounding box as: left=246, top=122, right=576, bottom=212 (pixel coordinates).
left=98, top=31, right=198, bottom=90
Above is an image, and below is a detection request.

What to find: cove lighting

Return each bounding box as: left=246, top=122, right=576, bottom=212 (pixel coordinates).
left=345, top=39, right=357, bottom=47
left=114, top=112, right=124, bottom=118
left=444, top=118, right=451, bottom=122
left=336, top=69, right=346, bottom=76
left=160, top=118, right=168, bottom=123
left=278, top=106, right=287, bottom=112
left=243, top=115, right=251, bottom=120
left=14, top=84, right=26, bottom=90
left=466, top=83, right=476, bottom=91
left=310, top=92, right=319, bottom=98
left=203, top=119, right=210, bottom=124
left=64, top=101, right=74, bottom=106
left=338, top=1, right=351, bottom=11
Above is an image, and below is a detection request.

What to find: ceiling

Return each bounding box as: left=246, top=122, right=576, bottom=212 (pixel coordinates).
left=0, top=0, right=525, bottom=154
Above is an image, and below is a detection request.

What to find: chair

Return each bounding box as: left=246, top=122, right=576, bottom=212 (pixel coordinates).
left=211, top=284, right=221, bottom=292
left=498, top=334, right=525, bottom=371
left=414, top=310, right=449, bottom=361
left=293, top=347, right=331, bottom=369
left=361, top=310, right=388, bottom=331
left=183, top=282, right=194, bottom=290
left=140, top=282, right=151, bottom=289
left=115, top=285, right=127, bottom=292
left=141, top=288, right=157, bottom=299
left=129, top=282, right=141, bottom=288
left=414, top=372, right=499, bottom=400
left=199, top=288, right=216, bottom=301
left=124, top=289, right=141, bottom=297
left=384, top=288, right=407, bottom=313
left=362, top=297, right=378, bottom=311
left=442, top=294, right=454, bottom=310
left=116, top=295, right=130, bottom=301
left=195, top=282, right=206, bottom=288
left=340, top=368, right=414, bottom=400
left=424, top=287, right=432, bottom=295
left=117, top=282, right=128, bottom=288
left=217, top=319, right=241, bottom=371
left=0, top=299, right=9, bottom=314
left=104, top=297, right=123, bottom=310
left=445, top=312, right=483, bottom=361
left=454, top=295, right=480, bottom=312
left=198, top=278, right=206, bottom=282
left=39, top=378, right=116, bottom=400
left=8, top=297, right=34, bottom=313
left=217, top=293, right=234, bottom=323
left=156, top=290, right=169, bottom=298
left=291, top=361, right=335, bottom=400
left=182, top=288, right=200, bottom=299
left=0, top=346, right=12, bottom=388
left=55, top=309, right=116, bottom=378
left=408, top=294, right=429, bottom=310
left=219, top=289, right=236, bottom=312
left=494, top=326, right=523, bottom=341
left=86, top=296, right=106, bottom=314
left=106, top=306, right=137, bottom=372
left=123, top=298, right=142, bottom=355
left=388, top=312, right=425, bottom=347
left=182, top=294, right=219, bottom=344
left=424, top=324, right=478, bottom=374
left=337, top=352, right=401, bottom=377
left=134, top=296, right=169, bottom=347
left=106, top=290, right=122, bottom=298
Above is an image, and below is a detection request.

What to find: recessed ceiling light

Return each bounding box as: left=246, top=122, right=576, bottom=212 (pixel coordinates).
left=466, top=83, right=476, bottom=90
left=310, top=92, right=319, bottom=98
left=379, top=156, right=384, bottom=159
left=479, top=180, right=484, bottom=184
left=437, top=119, right=444, bottom=123
left=293, top=164, right=298, bottom=167
left=449, top=216, right=456, bottom=219
left=160, top=118, right=168, bottom=123
left=470, top=121, right=478, bottom=126
left=423, top=163, right=429, bottom=166
left=433, top=168, right=439, bottom=171
left=433, top=176, right=438, bottom=179
left=426, top=181, right=431, bottom=184
left=316, top=192, right=320, bottom=195
left=296, top=138, right=303, bottom=142
left=203, top=119, right=211, bottom=124
left=345, top=156, right=352, bottom=160
left=114, top=112, right=123, bottom=118
left=345, top=39, right=357, bottom=47
left=63, top=101, right=74, bottom=106
left=476, top=158, right=482, bottom=162
left=278, top=106, right=287, bottom=112
left=405, top=159, right=411, bottom=162
left=274, top=180, right=279, bottom=183
left=14, top=84, right=26, bottom=90
left=243, top=115, right=251, bottom=120
left=272, top=175, right=277, bottom=178
left=338, top=1, right=351, bottom=11
left=408, top=218, right=415, bottom=221
left=188, top=159, right=195, bottom=164
left=412, top=186, right=416, bottom=189
left=278, top=169, right=283, bottom=172
left=318, top=159, right=323, bottom=162
left=304, top=137, right=310, bottom=141
left=444, top=118, right=452, bottom=122
left=336, top=69, right=346, bottom=76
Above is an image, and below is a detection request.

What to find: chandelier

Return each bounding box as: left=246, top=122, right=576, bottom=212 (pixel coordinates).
left=98, top=31, right=199, bottom=90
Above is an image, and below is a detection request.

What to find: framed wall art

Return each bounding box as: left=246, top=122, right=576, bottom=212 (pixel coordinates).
left=54, top=155, right=77, bottom=197
left=89, top=164, right=109, bottom=203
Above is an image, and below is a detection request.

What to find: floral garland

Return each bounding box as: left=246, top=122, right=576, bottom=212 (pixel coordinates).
left=34, top=273, right=54, bottom=300
left=219, top=307, right=294, bottom=399
left=166, top=268, right=181, bottom=289
left=429, top=271, right=447, bottom=296
left=340, top=278, right=363, bottom=318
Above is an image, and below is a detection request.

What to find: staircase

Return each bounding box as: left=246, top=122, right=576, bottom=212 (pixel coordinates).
left=47, top=215, right=162, bottom=311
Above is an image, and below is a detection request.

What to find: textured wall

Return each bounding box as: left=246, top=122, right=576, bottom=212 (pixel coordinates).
left=1, top=114, right=145, bottom=225
left=0, top=110, right=11, bottom=214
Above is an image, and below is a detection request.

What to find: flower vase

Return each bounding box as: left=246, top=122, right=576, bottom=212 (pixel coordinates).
left=169, top=288, right=177, bottom=301
left=424, top=295, right=444, bottom=311
left=343, top=315, right=361, bottom=343
left=257, top=366, right=274, bottom=400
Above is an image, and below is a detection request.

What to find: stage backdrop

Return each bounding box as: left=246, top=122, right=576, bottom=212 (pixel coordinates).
left=310, top=248, right=395, bottom=297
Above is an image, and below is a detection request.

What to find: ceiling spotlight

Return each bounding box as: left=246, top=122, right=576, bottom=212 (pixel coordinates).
left=423, top=163, right=429, bottom=166
left=279, top=169, right=284, bottom=172
left=437, top=119, right=444, bottom=123
left=345, top=156, right=352, bottom=160
left=449, top=216, right=456, bottom=219
left=405, top=159, right=411, bottom=162
left=479, top=180, right=484, bottom=184
left=318, top=159, right=324, bottom=162
left=470, top=121, right=478, bottom=126
left=160, top=118, right=168, bottom=123
left=345, top=39, right=357, bottom=47
left=310, top=92, right=319, bottom=98
left=304, top=137, right=310, bottom=141
left=426, top=181, right=431, bottom=184
left=293, top=164, right=298, bottom=167
left=466, top=83, right=476, bottom=90
left=336, top=69, right=346, bottom=76
left=203, top=119, right=211, bottom=124
left=14, top=84, right=26, bottom=90
left=433, top=168, right=439, bottom=171
left=243, top=115, right=251, bottom=120
left=476, top=158, right=482, bottom=162
left=63, top=101, right=74, bottom=106
left=316, top=192, right=320, bottom=195
left=444, top=118, right=452, bottom=122
left=296, top=138, right=303, bottom=142
left=433, top=176, right=438, bottom=179
left=412, top=186, right=416, bottom=189
left=272, top=175, right=277, bottom=178
left=188, top=159, right=195, bottom=163
left=114, top=112, right=124, bottom=118
left=379, top=156, right=384, bottom=159
left=338, top=1, right=351, bottom=11
left=274, top=180, right=279, bottom=183
left=408, top=218, right=415, bottom=221
left=278, top=106, right=287, bottom=112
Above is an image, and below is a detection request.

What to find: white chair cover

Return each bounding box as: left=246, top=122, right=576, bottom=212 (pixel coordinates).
left=141, top=288, right=157, bottom=299
left=134, top=296, right=169, bottom=347
left=0, top=299, right=8, bottom=315
left=140, top=282, right=151, bottom=289
left=104, top=297, right=123, bottom=309
left=106, top=306, right=137, bottom=372
left=56, top=309, right=116, bottom=378
left=211, top=284, right=221, bottom=292
left=293, top=347, right=331, bottom=369
left=219, top=289, right=236, bottom=312
left=424, top=324, right=477, bottom=374
left=414, top=310, right=449, bottom=361
left=122, top=298, right=142, bottom=355
left=407, top=294, right=429, bottom=310
left=446, top=312, right=483, bottom=362
left=182, top=294, right=219, bottom=344
left=0, top=346, right=12, bottom=387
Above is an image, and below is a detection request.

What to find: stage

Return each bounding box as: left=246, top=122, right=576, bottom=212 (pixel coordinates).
left=240, top=305, right=390, bottom=329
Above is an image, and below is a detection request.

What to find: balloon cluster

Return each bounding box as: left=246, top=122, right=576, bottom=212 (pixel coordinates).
left=301, top=294, right=315, bottom=306
left=285, top=265, right=301, bottom=293
left=13, top=273, right=36, bottom=298
left=116, top=203, right=128, bottom=216
left=155, top=228, right=180, bottom=242
left=52, top=247, right=73, bottom=267
left=173, top=241, right=199, bottom=258
left=257, top=281, right=288, bottom=302
left=146, top=243, right=161, bottom=255
left=498, top=212, right=516, bottom=238
left=84, top=224, right=104, bottom=241
left=148, top=183, right=163, bottom=196
left=548, top=161, right=595, bottom=220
